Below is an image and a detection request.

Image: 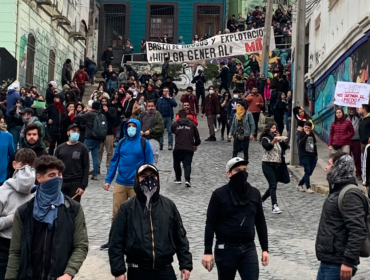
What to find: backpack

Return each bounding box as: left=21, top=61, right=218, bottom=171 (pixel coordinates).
left=91, top=112, right=108, bottom=140
left=116, top=137, right=146, bottom=157
left=338, top=184, right=370, bottom=258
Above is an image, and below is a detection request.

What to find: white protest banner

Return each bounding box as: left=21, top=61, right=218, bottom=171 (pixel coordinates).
left=146, top=27, right=276, bottom=64
left=334, top=81, right=370, bottom=108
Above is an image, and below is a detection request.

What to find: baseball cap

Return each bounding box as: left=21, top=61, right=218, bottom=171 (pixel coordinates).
left=137, top=164, right=158, bottom=175
left=67, top=123, right=80, bottom=131
left=19, top=108, right=35, bottom=115
left=226, top=157, right=248, bottom=172
left=49, top=81, right=57, bottom=87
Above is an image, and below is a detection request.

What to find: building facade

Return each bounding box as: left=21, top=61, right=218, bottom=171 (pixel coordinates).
left=305, top=0, right=370, bottom=142
left=0, top=0, right=98, bottom=94
left=97, top=0, right=225, bottom=66
left=228, top=0, right=291, bottom=18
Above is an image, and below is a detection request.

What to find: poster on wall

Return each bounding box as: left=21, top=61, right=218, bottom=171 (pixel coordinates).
left=334, top=81, right=370, bottom=107
left=146, top=27, right=276, bottom=64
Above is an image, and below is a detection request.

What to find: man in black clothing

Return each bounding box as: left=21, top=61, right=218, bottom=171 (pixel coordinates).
left=227, top=14, right=237, bottom=32
left=108, top=163, right=192, bottom=280
left=171, top=110, right=201, bottom=187
left=359, top=104, right=370, bottom=153
left=217, top=62, right=230, bottom=92
left=316, top=153, right=368, bottom=280
left=160, top=76, right=179, bottom=97
left=202, top=157, right=269, bottom=280
left=228, top=57, right=237, bottom=88
left=62, top=59, right=72, bottom=86
left=191, top=70, right=206, bottom=108
left=55, top=124, right=90, bottom=203
left=161, top=57, right=170, bottom=82
left=101, top=46, right=114, bottom=71
left=280, top=75, right=290, bottom=94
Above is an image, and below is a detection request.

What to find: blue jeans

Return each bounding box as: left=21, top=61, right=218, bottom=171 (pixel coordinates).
left=86, top=64, right=96, bottom=84
left=84, top=139, right=101, bottom=175
left=9, top=126, right=22, bottom=149
left=299, top=156, right=317, bottom=188
left=316, top=262, right=341, bottom=280
left=160, top=117, right=173, bottom=146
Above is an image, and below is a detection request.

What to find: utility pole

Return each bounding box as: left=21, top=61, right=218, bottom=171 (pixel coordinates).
left=290, top=0, right=306, bottom=165
left=260, top=0, right=274, bottom=77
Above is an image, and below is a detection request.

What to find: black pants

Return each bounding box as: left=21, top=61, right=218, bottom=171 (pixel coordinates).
left=232, top=137, right=250, bottom=163
left=0, top=237, right=10, bottom=280
left=274, top=115, right=284, bottom=135
left=215, top=242, right=259, bottom=280
left=77, top=84, right=85, bottom=101
left=173, top=149, right=194, bottom=182
left=127, top=265, right=176, bottom=280
left=261, top=162, right=281, bottom=206
left=62, top=182, right=83, bottom=202
left=219, top=82, right=229, bottom=92
left=49, top=135, right=62, bottom=155
left=196, top=87, right=205, bottom=108
left=251, top=112, right=260, bottom=137
left=220, top=119, right=230, bottom=138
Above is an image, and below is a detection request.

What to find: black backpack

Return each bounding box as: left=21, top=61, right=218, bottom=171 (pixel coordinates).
left=91, top=112, right=108, bottom=140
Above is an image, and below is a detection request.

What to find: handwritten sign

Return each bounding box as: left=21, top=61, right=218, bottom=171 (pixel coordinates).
left=334, top=81, right=370, bottom=108
left=146, top=27, right=276, bottom=63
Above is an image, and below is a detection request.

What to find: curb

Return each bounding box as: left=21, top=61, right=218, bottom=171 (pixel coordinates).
left=288, top=165, right=329, bottom=195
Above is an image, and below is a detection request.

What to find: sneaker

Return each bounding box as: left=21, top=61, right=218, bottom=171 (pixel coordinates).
left=173, top=180, right=182, bottom=184
left=185, top=181, right=192, bottom=188
left=272, top=204, right=282, bottom=214
left=160, top=144, right=163, bottom=150
left=100, top=242, right=109, bottom=250
left=89, top=170, right=100, bottom=175
left=227, top=138, right=231, bottom=142
left=91, top=175, right=98, bottom=180
left=305, top=187, right=314, bottom=194
left=168, top=145, right=173, bottom=150
left=205, top=137, right=216, bottom=141
left=297, top=185, right=305, bottom=192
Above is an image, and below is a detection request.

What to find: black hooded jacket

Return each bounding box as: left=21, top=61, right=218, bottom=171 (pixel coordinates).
left=108, top=165, right=193, bottom=277
left=171, top=118, right=201, bottom=152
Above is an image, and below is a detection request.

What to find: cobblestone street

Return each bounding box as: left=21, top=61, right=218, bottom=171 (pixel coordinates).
left=75, top=106, right=370, bottom=280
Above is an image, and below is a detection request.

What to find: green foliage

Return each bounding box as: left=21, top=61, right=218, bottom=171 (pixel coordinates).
left=203, top=63, right=220, bottom=81
left=169, top=64, right=182, bottom=79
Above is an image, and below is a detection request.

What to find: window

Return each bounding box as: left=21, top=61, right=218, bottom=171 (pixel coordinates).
left=104, top=4, right=127, bottom=47
left=48, top=50, right=55, bottom=82
left=149, top=5, right=174, bottom=41
left=26, top=34, right=35, bottom=87
left=196, top=6, right=221, bottom=37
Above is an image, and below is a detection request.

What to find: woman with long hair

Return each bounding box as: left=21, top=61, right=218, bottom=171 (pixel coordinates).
left=273, top=92, right=288, bottom=134
left=260, top=122, right=288, bottom=214
left=328, top=108, right=354, bottom=154
left=220, top=91, right=231, bottom=140
left=61, top=102, right=76, bottom=143
left=109, top=91, right=122, bottom=138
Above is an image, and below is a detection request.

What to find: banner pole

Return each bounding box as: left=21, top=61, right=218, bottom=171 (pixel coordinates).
left=260, top=0, right=274, bottom=77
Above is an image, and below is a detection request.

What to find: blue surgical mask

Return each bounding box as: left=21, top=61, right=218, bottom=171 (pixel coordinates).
left=127, top=126, right=137, bottom=137
left=70, top=132, right=80, bottom=142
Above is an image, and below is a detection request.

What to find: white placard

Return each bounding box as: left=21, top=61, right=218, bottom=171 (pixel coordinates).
left=334, top=81, right=370, bottom=108
left=146, top=27, right=276, bottom=64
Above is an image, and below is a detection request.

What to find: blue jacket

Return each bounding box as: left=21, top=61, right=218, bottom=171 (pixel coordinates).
left=6, top=89, right=20, bottom=116
left=156, top=97, right=177, bottom=118
left=0, top=131, right=15, bottom=183
left=105, top=119, right=153, bottom=186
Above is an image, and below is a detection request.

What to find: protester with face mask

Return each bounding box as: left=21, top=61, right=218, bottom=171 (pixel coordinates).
left=5, top=155, right=88, bottom=280
left=100, top=119, right=153, bottom=250
left=0, top=148, right=37, bottom=279
left=55, top=124, right=90, bottom=202
left=108, top=163, right=192, bottom=280
left=145, top=84, right=160, bottom=102
left=202, top=157, right=269, bottom=280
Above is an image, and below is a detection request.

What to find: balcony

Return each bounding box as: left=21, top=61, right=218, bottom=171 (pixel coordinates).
left=70, top=32, right=86, bottom=42
left=52, top=15, right=71, bottom=27
left=35, top=0, right=52, bottom=5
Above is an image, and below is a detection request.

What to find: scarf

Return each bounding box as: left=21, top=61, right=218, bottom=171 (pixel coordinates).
left=139, top=176, right=159, bottom=216
left=54, top=102, right=65, bottom=113
left=327, top=154, right=356, bottom=192
left=236, top=106, right=246, bottom=121
left=228, top=171, right=251, bottom=206
left=33, top=177, right=64, bottom=229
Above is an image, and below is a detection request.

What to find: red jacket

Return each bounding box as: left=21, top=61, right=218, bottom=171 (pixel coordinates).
left=175, top=112, right=198, bottom=126
left=180, top=93, right=199, bottom=114
left=329, top=118, right=355, bottom=146
left=73, top=69, right=89, bottom=85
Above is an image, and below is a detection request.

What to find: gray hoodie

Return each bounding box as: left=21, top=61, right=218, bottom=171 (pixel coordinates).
left=0, top=165, right=35, bottom=239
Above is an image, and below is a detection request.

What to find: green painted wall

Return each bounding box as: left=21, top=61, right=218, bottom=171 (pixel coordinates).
left=0, top=1, right=17, bottom=57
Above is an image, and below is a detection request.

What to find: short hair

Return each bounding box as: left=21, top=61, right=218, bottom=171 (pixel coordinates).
left=162, top=87, right=170, bottom=91
left=100, top=97, right=109, bottom=103
left=362, top=104, right=370, bottom=113
left=79, top=65, right=84, bottom=70
left=147, top=100, right=156, bottom=106
left=178, top=109, right=187, bottom=118
left=304, top=121, right=312, bottom=128
left=34, top=155, right=65, bottom=175
left=233, top=89, right=240, bottom=94
left=232, top=14, right=235, bottom=17
left=255, top=6, right=259, bottom=9
left=14, top=148, right=37, bottom=166
left=24, top=123, right=42, bottom=139
left=220, top=62, right=225, bottom=66
left=186, top=86, right=193, bottom=91
left=108, top=45, right=113, bottom=48
left=66, top=59, right=71, bottom=64
left=330, top=152, right=346, bottom=164
left=66, top=101, right=75, bottom=109
left=165, top=57, right=170, bottom=61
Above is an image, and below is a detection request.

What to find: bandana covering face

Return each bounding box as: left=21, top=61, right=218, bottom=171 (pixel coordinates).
left=139, top=176, right=159, bottom=216
left=236, top=106, right=246, bottom=121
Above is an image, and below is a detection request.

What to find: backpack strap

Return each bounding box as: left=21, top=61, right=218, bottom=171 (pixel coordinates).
left=338, top=184, right=363, bottom=214
left=116, top=137, right=146, bottom=157
left=140, top=137, right=146, bottom=157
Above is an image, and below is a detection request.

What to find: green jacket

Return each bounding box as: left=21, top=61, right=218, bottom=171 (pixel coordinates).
left=19, top=119, right=46, bottom=149
left=137, top=111, right=165, bottom=142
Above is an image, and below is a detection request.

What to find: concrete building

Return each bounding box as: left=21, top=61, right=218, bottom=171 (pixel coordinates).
left=305, top=0, right=370, bottom=142
left=228, top=0, right=291, bottom=18
left=97, top=0, right=225, bottom=67
left=0, top=0, right=98, bottom=94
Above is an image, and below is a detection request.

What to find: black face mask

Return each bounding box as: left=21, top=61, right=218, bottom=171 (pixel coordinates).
left=229, top=170, right=251, bottom=206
